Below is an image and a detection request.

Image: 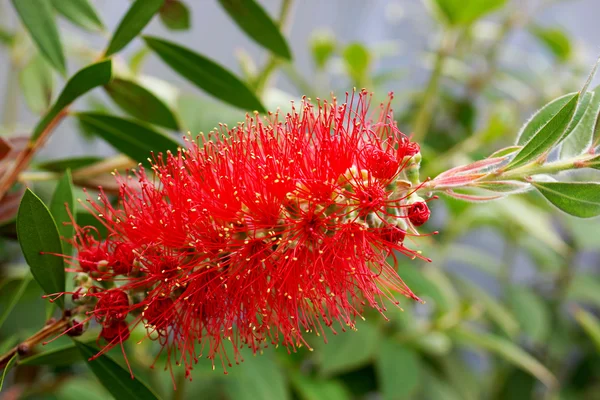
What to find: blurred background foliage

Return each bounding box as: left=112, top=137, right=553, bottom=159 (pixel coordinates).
left=1, top=0, right=600, bottom=399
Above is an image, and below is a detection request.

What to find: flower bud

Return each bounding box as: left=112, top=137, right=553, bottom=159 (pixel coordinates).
left=407, top=201, right=430, bottom=227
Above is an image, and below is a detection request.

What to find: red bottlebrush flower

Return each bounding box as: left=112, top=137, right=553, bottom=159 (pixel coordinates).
left=59, top=90, right=431, bottom=378
left=408, top=201, right=431, bottom=226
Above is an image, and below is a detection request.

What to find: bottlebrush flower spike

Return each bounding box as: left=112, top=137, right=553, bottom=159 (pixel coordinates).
left=58, top=90, right=432, bottom=379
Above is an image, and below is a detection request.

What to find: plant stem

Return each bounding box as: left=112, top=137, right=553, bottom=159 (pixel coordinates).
left=253, top=0, right=295, bottom=95
left=0, top=110, right=68, bottom=200
left=412, top=30, right=456, bottom=143
left=0, top=317, right=69, bottom=369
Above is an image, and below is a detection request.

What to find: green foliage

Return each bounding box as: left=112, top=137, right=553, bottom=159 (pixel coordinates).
left=218, top=0, right=292, bottom=60
left=49, top=170, right=75, bottom=256
left=104, top=0, right=163, bottom=57
left=11, top=0, right=66, bottom=75
left=508, top=93, right=579, bottom=169
left=16, top=189, right=65, bottom=308
left=104, top=78, right=180, bottom=130
left=159, top=0, right=191, bottom=31
left=75, top=113, right=181, bottom=168
left=530, top=25, right=573, bottom=63
left=75, top=342, right=161, bottom=400
left=33, top=60, right=112, bottom=140
left=144, top=36, right=266, bottom=112
left=50, top=0, right=104, bottom=32
left=532, top=181, right=600, bottom=218
left=2, top=1, right=600, bottom=399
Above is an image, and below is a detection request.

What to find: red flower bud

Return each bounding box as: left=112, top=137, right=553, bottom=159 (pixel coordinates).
left=94, top=289, right=129, bottom=325
left=408, top=202, right=430, bottom=226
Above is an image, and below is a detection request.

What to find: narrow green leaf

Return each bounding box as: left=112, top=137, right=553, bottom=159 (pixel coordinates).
left=319, top=321, right=380, bottom=376
left=50, top=170, right=75, bottom=256
left=17, top=189, right=65, bottom=308
left=11, top=0, right=66, bottom=75
left=530, top=25, right=572, bottom=62
left=19, top=342, right=84, bottom=366
left=0, top=275, right=32, bottom=329
left=19, top=54, right=54, bottom=114
left=33, top=60, right=112, bottom=141
left=561, top=91, right=593, bottom=142
left=451, top=328, right=556, bottom=387
left=159, top=0, right=190, bottom=31
left=104, top=78, right=179, bottom=130
left=38, top=156, right=103, bottom=172
left=488, top=145, right=522, bottom=159
left=50, top=0, right=104, bottom=31
left=104, top=0, right=164, bottom=57
left=585, top=154, right=600, bottom=170
left=291, top=373, right=350, bottom=400
left=508, top=93, right=579, bottom=169
left=218, top=0, right=291, bottom=60
left=532, top=181, right=600, bottom=218
left=0, top=26, right=14, bottom=46
left=144, top=36, right=265, bottom=112
left=515, top=93, right=574, bottom=146
left=561, top=88, right=600, bottom=158
left=0, top=353, right=17, bottom=391
left=507, top=286, right=551, bottom=344
left=573, top=307, right=600, bottom=352
left=376, top=338, right=421, bottom=400
left=75, top=113, right=180, bottom=168
left=75, top=342, right=160, bottom=400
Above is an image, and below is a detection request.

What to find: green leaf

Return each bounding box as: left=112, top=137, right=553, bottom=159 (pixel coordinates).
left=561, top=88, right=600, bottom=158
left=0, top=26, right=14, bottom=46
left=33, top=60, right=112, bottom=141
left=573, top=307, right=600, bottom=352
left=50, top=170, right=75, bottom=256
left=310, top=30, right=336, bottom=70
left=159, top=0, right=190, bottom=31
left=224, top=350, right=289, bottom=400
left=0, top=275, right=32, bottom=329
left=508, top=93, right=579, bottom=169
left=343, top=43, right=371, bottom=85
left=376, top=338, right=421, bottom=400
left=515, top=93, right=574, bottom=146
left=0, top=353, right=17, bottom=391
left=50, top=0, right=104, bottom=32
left=507, top=286, right=551, bottom=344
left=17, top=189, right=65, bottom=308
left=11, top=0, right=66, bottom=75
left=104, top=0, right=164, bottom=57
left=451, top=328, right=556, bottom=387
left=319, top=321, right=380, bottom=376
left=38, top=156, right=103, bottom=172
left=587, top=155, right=600, bottom=170
left=75, top=341, right=160, bottom=400
left=218, top=0, right=291, bottom=60
left=532, top=181, right=600, bottom=218
left=427, top=0, right=506, bottom=26
left=56, top=378, right=112, bottom=400
left=75, top=112, right=180, bottom=168
left=19, top=54, right=54, bottom=114
left=144, top=36, right=265, bottom=112
left=105, top=78, right=179, bottom=130
left=291, top=373, right=350, bottom=400
left=530, top=25, right=572, bottom=62
left=19, top=342, right=84, bottom=366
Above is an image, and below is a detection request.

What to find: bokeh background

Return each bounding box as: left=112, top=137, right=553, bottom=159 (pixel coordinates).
left=1, top=0, right=600, bottom=399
